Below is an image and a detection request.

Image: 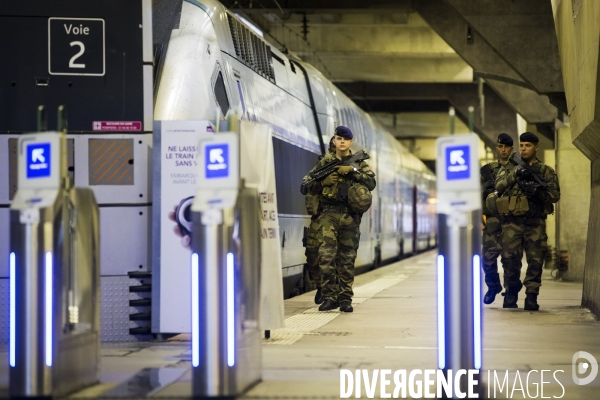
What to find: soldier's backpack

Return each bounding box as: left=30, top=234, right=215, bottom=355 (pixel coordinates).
left=348, top=183, right=372, bottom=213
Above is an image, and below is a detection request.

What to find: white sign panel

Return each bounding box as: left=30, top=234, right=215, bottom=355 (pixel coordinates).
left=154, top=120, right=213, bottom=333
left=239, top=121, right=284, bottom=330
left=436, top=134, right=481, bottom=216
left=12, top=132, right=63, bottom=211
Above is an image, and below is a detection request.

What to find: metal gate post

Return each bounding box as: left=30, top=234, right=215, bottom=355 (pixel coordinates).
left=435, top=134, right=483, bottom=398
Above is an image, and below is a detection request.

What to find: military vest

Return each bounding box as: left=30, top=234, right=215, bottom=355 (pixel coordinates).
left=497, top=160, right=555, bottom=218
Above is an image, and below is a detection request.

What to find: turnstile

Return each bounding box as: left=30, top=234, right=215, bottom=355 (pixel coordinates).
left=190, top=132, right=262, bottom=397
left=435, top=134, right=483, bottom=397
left=9, top=115, right=100, bottom=397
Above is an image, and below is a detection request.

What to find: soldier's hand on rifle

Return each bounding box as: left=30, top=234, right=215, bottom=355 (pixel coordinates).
left=336, top=165, right=355, bottom=175
left=322, top=172, right=340, bottom=186
left=520, top=180, right=539, bottom=197
left=515, top=166, right=531, bottom=179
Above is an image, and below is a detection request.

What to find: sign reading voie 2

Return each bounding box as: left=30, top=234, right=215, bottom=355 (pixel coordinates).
left=445, top=145, right=470, bottom=181
left=26, top=143, right=52, bottom=179
left=49, top=18, right=105, bottom=76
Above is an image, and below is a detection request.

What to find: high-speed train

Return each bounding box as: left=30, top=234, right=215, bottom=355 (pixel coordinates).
left=155, top=0, right=437, bottom=297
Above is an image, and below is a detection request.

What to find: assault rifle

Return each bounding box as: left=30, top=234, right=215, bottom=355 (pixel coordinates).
left=510, top=152, right=548, bottom=197
left=480, top=164, right=496, bottom=198
left=300, top=150, right=370, bottom=195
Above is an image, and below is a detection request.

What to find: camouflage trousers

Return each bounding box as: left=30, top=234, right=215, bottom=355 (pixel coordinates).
left=317, top=211, right=361, bottom=303
left=501, top=217, right=547, bottom=294
left=482, top=216, right=503, bottom=291
left=305, top=216, right=322, bottom=289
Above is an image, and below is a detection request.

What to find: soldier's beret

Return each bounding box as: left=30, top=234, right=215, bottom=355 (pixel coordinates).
left=497, top=133, right=513, bottom=146
left=520, top=132, right=539, bottom=143
left=335, top=126, right=353, bottom=140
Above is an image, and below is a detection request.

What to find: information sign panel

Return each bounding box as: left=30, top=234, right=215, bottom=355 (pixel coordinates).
left=26, top=143, right=51, bottom=179
left=205, top=144, right=230, bottom=179
left=445, top=145, right=470, bottom=181
left=48, top=17, right=105, bottom=76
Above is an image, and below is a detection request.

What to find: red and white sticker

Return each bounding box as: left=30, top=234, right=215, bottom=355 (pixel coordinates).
left=92, top=121, right=142, bottom=131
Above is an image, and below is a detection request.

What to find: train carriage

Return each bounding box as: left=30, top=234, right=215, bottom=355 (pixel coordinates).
left=156, top=0, right=437, bottom=297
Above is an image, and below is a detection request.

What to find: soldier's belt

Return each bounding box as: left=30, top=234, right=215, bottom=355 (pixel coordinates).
left=321, top=204, right=349, bottom=213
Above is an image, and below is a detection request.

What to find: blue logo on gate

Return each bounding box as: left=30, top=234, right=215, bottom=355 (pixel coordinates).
left=205, top=143, right=229, bottom=179
left=445, top=145, right=470, bottom=181
left=26, top=143, right=51, bottom=178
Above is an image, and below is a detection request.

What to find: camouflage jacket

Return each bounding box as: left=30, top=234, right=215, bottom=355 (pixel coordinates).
left=494, top=158, right=560, bottom=218
left=302, top=151, right=376, bottom=206
left=481, top=160, right=505, bottom=217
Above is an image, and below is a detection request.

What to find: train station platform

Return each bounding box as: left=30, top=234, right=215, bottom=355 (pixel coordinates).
left=0, top=250, right=598, bottom=399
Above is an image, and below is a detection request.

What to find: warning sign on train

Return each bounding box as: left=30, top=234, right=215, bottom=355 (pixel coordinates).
left=48, top=17, right=105, bottom=76
left=93, top=121, right=142, bottom=131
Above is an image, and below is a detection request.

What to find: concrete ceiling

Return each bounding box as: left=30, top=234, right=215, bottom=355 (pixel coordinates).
left=337, top=81, right=520, bottom=148
left=225, top=0, right=563, bottom=145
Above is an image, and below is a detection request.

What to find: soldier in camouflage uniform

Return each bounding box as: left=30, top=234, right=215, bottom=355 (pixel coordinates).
left=305, top=136, right=336, bottom=304
left=480, top=133, right=514, bottom=304
left=492, top=132, right=560, bottom=310
left=302, top=126, right=376, bottom=312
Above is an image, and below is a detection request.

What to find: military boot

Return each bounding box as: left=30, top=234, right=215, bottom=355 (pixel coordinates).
left=483, top=287, right=502, bottom=305
left=483, top=273, right=502, bottom=305
left=340, top=301, right=353, bottom=313
left=314, top=288, right=323, bottom=304
left=524, top=293, right=539, bottom=311
left=318, top=299, right=339, bottom=311
left=503, top=288, right=519, bottom=308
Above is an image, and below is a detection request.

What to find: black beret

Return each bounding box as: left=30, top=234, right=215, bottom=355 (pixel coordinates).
left=334, top=126, right=353, bottom=140
left=497, top=133, right=513, bottom=146
left=520, top=132, right=539, bottom=143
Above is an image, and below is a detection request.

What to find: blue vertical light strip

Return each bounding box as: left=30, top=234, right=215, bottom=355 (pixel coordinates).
left=191, top=253, right=200, bottom=368
left=473, top=254, right=482, bottom=370
left=227, top=252, right=235, bottom=367
left=9, top=252, right=16, bottom=368
left=437, top=254, right=445, bottom=370
left=45, top=252, right=53, bottom=367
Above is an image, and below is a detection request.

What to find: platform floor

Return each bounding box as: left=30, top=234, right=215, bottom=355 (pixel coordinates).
left=1, top=250, right=599, bottom=399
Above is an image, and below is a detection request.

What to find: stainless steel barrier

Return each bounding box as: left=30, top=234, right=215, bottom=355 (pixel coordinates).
left=9, top=111, right=100, bottom=398
left=435, top=134, right=483, bottom=397
left=190, top=132, right=262, bottom=397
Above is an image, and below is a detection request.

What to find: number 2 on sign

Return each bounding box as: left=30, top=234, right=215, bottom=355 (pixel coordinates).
left=69, top=41, right=85, bottom=68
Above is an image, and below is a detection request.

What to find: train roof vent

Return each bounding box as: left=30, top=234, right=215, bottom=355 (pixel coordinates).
left=227, top=13, right=276, bottom=84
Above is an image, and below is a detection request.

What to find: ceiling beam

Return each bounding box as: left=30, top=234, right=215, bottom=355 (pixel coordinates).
left=414, top=0, right=558, bottom=124
left=444, top=0, right=563, bottom=94
left=337, top=82, right=522, bottom=147
left=220, top=0, right=413, bottom=13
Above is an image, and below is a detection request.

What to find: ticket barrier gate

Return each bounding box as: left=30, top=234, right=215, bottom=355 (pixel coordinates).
left=435, top=134, right=483, bottom=398
left=9, top=125, right=100, bottom=397
left=190, top=132, right=262, bottom=397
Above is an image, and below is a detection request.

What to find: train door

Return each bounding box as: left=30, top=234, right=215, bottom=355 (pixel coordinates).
left=412, top=184, right=418, bottom=254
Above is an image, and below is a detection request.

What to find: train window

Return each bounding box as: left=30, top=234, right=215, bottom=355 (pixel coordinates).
left=213, top=71, right=230, bottom=117
left=272, top=52, right=285, bottom=66
left=290, top=61, right=296, bottom=74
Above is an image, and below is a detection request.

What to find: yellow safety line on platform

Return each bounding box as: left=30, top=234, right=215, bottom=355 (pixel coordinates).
left=265, top=274, right=409, bottom=345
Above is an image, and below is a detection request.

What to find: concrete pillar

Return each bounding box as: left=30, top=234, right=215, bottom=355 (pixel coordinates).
left=553, top=0, right=600, bottom=316
left=583, top=160, right=600, bottom=315
left=543, top=148, right=556, bottom=270
left=556, top=126, right=591, bottom=281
